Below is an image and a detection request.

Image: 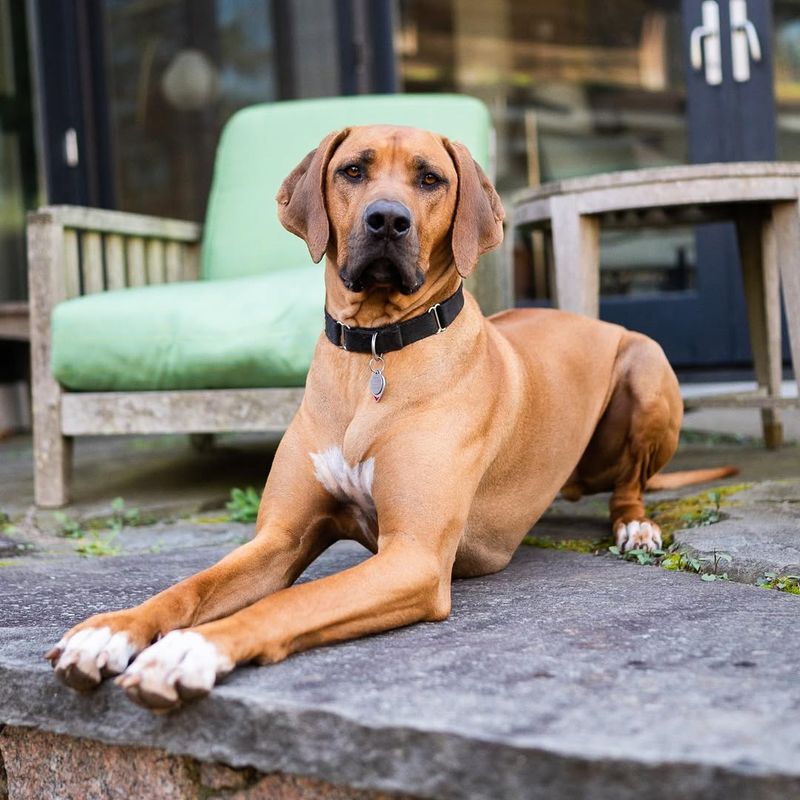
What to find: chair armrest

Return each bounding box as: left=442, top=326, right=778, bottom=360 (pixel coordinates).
left=27, top=205, right=203, bottom=312
left=26, top=206, right=204, bottom=414
left=31, top=205, right=202, bottom=241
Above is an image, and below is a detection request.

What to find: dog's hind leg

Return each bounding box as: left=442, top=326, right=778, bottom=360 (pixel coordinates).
left=568, top=333, right=683, bottom=552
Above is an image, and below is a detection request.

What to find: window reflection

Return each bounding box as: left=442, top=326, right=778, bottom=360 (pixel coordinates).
left=102, top=0, right=280, bottom=221
left=775, top=1, right=800, bottom=161
left=396, top=0, right=695, bottom=301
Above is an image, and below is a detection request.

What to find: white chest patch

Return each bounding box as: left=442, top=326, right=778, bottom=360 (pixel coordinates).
left=310, top=447, right=376, bottom=530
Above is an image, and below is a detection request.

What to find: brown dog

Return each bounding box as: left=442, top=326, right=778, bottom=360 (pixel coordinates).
left=46, top=125, right=733, bottom=711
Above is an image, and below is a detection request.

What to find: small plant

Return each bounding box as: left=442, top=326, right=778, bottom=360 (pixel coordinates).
left=609, top=543, right=731, bottom=582
left=756, top=571, right=800, bottom=595
left=226, top=487, right=261, bottom=523
left=699, top=550, right=732, bottom=581
left=53, top=511, right=87, bottom=539
left=109, top=497, right=140, bottom=533
left=75, top=530, right=120, bottom=558
left=0, top=510, right=18, bottom=536
left=53, top=501, right=134, bottom=556
left=661, top=551, right=702, bottom=573
left=608, top=545, right=664, bottom=566
left=681, top=491, right=722, bottom=528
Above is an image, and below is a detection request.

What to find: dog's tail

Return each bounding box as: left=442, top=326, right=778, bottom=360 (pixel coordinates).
left=645, top=466, right=739, bottom=491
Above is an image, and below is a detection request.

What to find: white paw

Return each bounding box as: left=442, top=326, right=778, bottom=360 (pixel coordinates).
left=47, top=627, right=137, bottom=691
left=116, top=630, right=233, bottom=711
left=615, top=519, right=662, bottom=553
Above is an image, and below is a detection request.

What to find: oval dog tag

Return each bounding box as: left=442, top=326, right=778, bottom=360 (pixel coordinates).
left=369, top=370, right=386, bottom=402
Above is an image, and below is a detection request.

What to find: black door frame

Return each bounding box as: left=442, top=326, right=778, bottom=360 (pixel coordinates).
left=1, top=0, right=38, bottom=300
left=28, top=0, right=114, bottom=207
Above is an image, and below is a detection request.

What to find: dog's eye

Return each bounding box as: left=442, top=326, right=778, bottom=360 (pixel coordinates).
left=342, top=165, right=363, bottom=180
left=421, top=172, right=440, bottom=188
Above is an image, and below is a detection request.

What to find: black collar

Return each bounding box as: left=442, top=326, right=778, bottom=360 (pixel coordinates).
left=324, top=283, right=464, bottom=354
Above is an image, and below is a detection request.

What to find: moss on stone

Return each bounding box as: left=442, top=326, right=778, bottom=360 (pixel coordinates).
left=646, top=483, right=751, bottom=537
left=522, top=535, right=611, bottom=554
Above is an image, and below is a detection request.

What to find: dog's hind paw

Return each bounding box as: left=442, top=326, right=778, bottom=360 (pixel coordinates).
left=47, top=626, right=137, bottom=691
left=614, top=519, right=662, bottom=553
left=116, top=630, right=233, bottom=712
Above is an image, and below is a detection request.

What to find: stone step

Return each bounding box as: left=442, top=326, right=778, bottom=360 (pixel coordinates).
left=2, top=540, right=800, bottom=799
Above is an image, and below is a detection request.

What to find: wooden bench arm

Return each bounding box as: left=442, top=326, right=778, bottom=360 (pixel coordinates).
left=29, top=205, right=201, bottom=240
left=27, top=205, right=202, bottom=312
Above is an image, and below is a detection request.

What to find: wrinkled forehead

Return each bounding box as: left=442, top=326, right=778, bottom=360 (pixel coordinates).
left=330, top=125, right=455, bottom=175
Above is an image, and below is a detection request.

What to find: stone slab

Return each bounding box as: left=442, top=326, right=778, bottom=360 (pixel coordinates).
left=3, top=541, right=800, bottom=799
left=674, top=479, right=800, bottom=582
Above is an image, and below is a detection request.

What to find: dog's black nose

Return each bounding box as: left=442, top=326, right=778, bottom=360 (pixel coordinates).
left=364, top=200, right=411, bottom=240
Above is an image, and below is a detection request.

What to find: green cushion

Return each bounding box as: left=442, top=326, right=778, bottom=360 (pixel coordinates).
left=52, top=266, right=324, bottom=391
left=202, top=94, right=492, bottom=280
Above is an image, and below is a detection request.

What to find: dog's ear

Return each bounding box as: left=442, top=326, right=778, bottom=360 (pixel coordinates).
left=276, top=128, right=350, bottom=263
left=443, top=139, right=505, bottom=278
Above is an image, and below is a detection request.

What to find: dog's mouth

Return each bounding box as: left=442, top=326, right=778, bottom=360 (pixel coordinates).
left=339, top=257, right=424, bottom=295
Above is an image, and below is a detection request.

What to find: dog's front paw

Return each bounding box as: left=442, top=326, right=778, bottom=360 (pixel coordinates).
left=614, top=519, right=662, bottom=553
left=46, top=625, right=139, bottom=691
left=116, top=630, right=233, bottom=712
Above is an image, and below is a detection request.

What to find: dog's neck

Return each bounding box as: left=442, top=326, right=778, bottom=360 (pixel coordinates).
left=323, top=258, right=463, bottom=329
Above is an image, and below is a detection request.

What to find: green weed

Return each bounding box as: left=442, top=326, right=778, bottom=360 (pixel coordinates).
left=53, top=512, right=87, bottom=539
left=609, top=544, right=731, bottom=582
left=226, top=487, right=261, bottom=523
left=54, top=498, right=139, bottom=557
left=109, top=497, right=140, bottom=533
left=74, top=530, right=120, bottom=558
left=756, top=571, right=800, bottom=595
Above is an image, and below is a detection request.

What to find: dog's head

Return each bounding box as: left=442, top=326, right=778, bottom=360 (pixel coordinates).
left=276, top=125, right=504, bottom=295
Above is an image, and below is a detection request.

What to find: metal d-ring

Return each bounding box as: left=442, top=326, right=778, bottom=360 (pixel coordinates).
left=368, top=332, right=385, bottom=372
left=337, top=320, right=351, bottom=350
left=428, top=302, right=445, bottom=333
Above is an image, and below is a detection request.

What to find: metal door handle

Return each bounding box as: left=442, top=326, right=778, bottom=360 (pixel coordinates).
left=730, top=0, right=762, bottom=82
left=690, top=1, right=722, bottom=86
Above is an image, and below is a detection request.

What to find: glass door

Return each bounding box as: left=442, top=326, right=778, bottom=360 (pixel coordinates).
left=395, top=0, right=780, bottom=368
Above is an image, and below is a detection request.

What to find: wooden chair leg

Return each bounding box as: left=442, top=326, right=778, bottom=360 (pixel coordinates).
left=28, top=213, right=73, bottom=506
left=736, top=208, right=783, bottom=449
left=549, top=197, right=600, bottom=318
left=32, top=380, right=73, bottom=507
left=772, top=199, right=800, bottom=410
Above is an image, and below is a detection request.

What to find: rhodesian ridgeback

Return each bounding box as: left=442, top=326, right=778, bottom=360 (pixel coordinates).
left=47, top=125, right=734, bottom=711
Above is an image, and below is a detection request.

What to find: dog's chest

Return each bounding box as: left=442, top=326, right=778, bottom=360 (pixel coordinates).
left=310, top=447, right=377, bottom=541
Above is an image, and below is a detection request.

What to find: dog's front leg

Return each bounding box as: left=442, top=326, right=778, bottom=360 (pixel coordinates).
left=47, top=428, right=340, bottom=692
left=118, top=529, right=459, bottom=711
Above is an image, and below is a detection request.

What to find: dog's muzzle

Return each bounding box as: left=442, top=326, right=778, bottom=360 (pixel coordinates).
left=341, top=199, right=424, bottom=295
